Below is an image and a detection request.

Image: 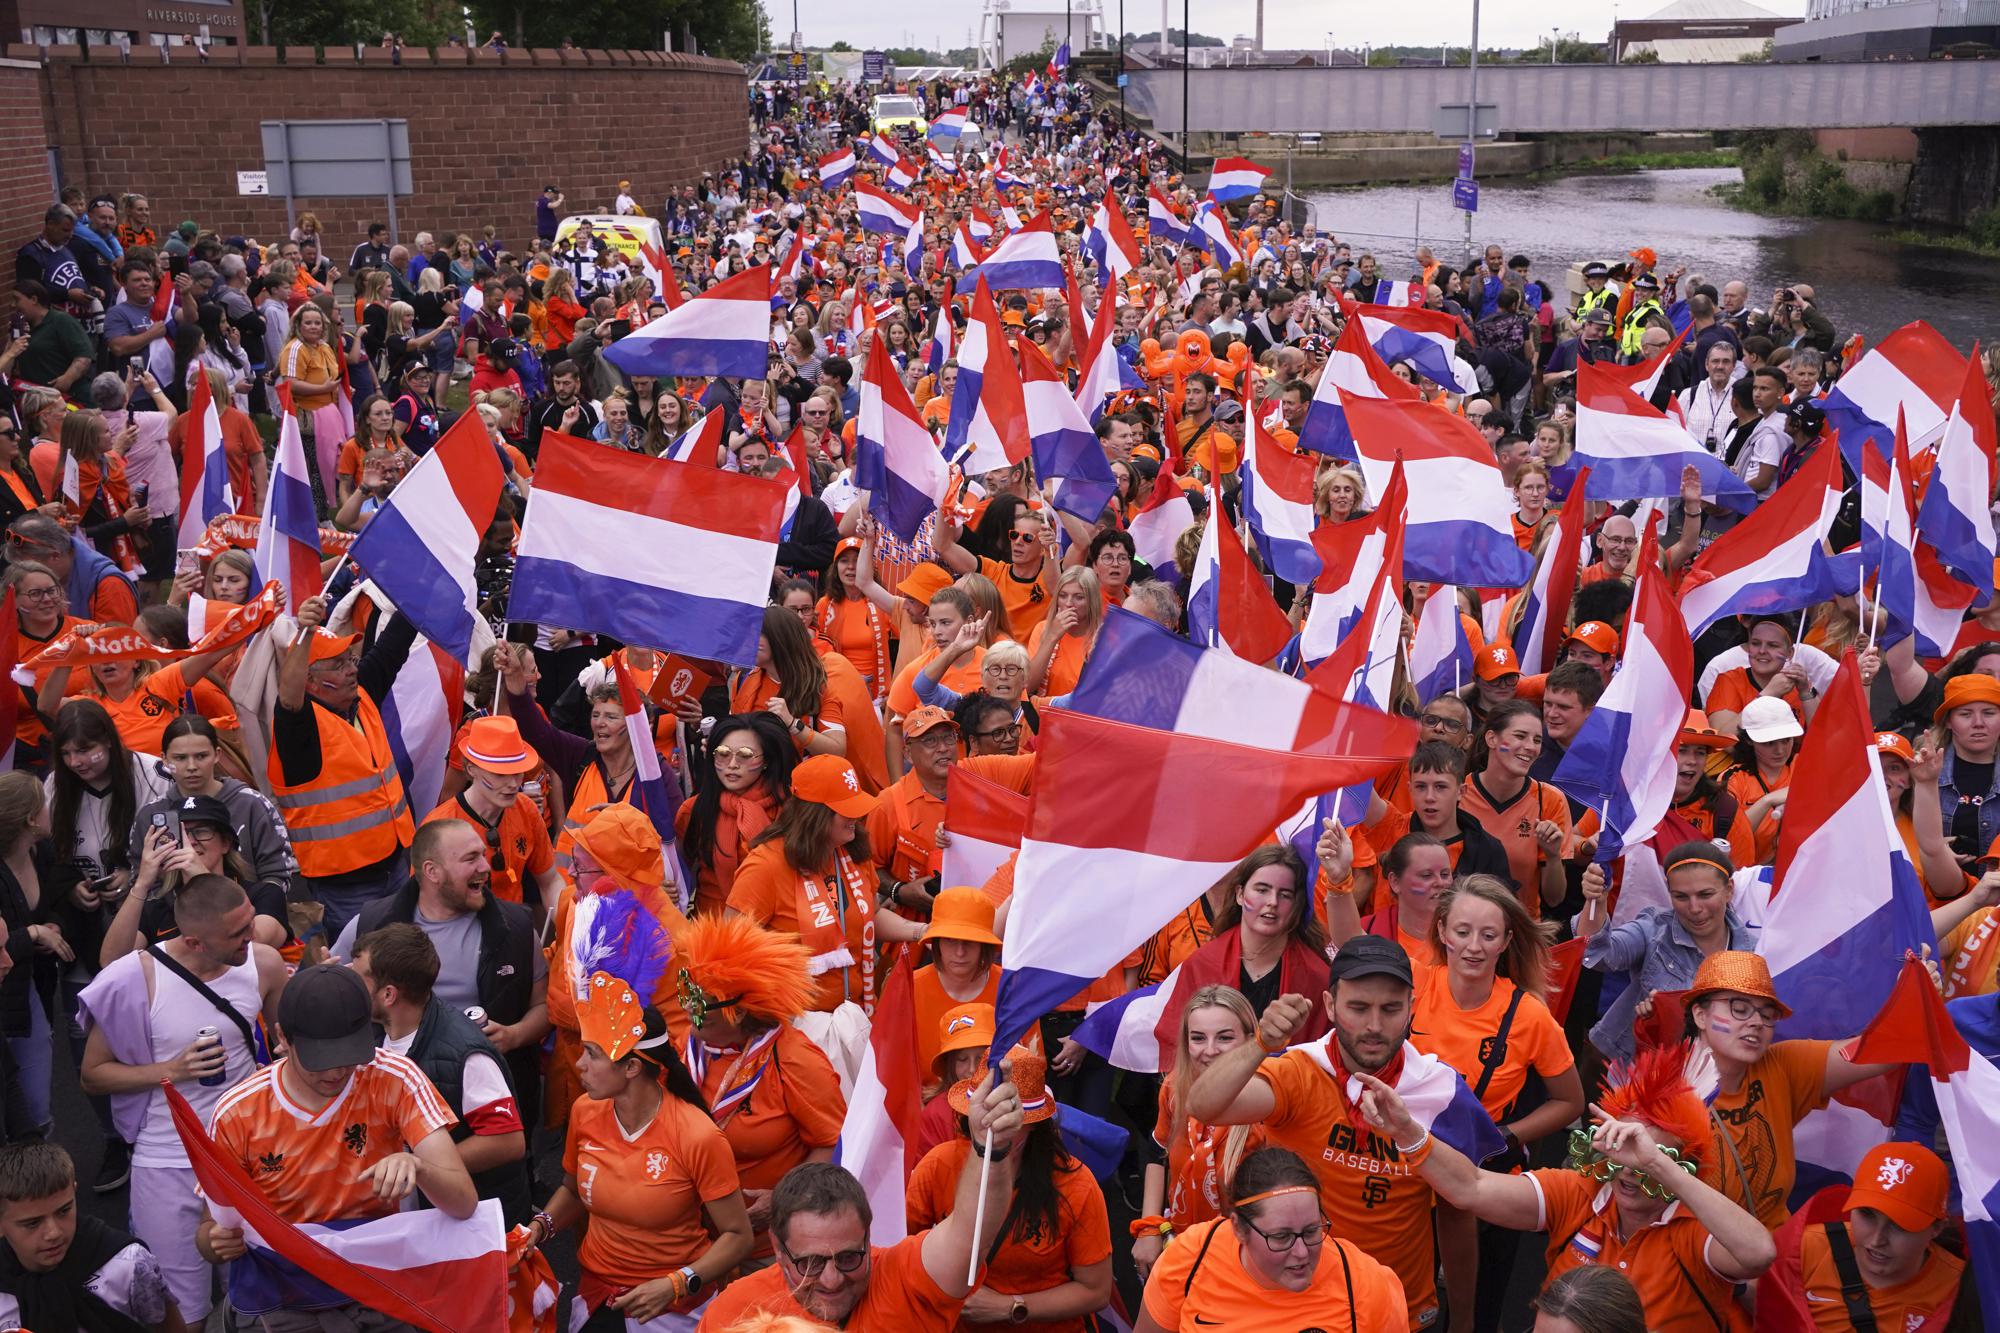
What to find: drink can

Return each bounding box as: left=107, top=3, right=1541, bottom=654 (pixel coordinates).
left=196, top=1026, right=227, bottom=1087
left=464, top=1006, right=488, bottom=1028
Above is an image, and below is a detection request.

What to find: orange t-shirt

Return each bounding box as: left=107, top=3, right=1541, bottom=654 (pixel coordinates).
left=1142, top=899, right=1217, bottom=986
left=906, top=1138, right=1112, bottom=1333
left=563, top=1091, right=740, bottom=1290
left=1706, top=667, right=1807, bottom=729
left=694, top=1232, right=964, bottom=1330
left=96, top=663, right=238, bottom=757
left=1255, top=1044, right=1443, bottom=1330
left=695, top=1023, right=844, bottom=1259
left=1723, top=762, right=1793, bottom=866
left=1530, top=1169, right=1741, bottom=1333
left=887, top=646, right=985, bottom=719
left=420, top=793, right=555, bottom=906
left=815, top=595, right=889, bottom=693
left=278, top=338, right=342, bottom=410
left=1459, top=774, right=1571, bottom=917
left=1798, top=1224, right=1963, bottom=1330
left=727, top=841, right=873, bottom=1013
left=1411, top=969, right=1573, bottom=1122
left=1141, top=1218, right=1409, bottom=1333
left=1709, top=1039, right=1833, bottom=1229
left=973, top=555, right=1053, bottom=631
left=1025, top=619, right=1091, bottom=696
left=208, top=1053, right=456, bottom=1224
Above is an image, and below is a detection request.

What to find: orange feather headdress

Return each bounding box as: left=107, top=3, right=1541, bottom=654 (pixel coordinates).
left=673, top=914, right=818, bottom=1028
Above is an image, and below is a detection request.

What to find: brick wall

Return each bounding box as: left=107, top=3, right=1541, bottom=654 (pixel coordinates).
left=0, top=58, right=58, bottom=307
left=5, top=45, right=748, bottom=276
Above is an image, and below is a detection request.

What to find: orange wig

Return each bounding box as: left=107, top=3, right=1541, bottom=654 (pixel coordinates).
left=673, top=913, right=818, bottom=1026
left=1599, top=1045, right=1716, bottom=1170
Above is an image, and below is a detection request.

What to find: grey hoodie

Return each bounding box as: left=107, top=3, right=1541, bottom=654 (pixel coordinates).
left=127, top=773, right=297, bottom=890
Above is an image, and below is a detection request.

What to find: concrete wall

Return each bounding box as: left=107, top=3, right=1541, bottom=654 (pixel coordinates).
left=1122, top=60, right=2000, bottom=136
left=1907, top=126, right=2000, bottom=227
left=1236, top=132, right=1715, bottom=187
left=5, top=45, right=748, bottom=294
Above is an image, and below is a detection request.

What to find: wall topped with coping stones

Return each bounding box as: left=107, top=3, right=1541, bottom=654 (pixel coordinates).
left=4, top=44, right=749, bottom=289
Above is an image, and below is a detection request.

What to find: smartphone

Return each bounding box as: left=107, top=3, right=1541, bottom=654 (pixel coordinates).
left=151, top=809, right=181, bottom=843
left=174, top=548, right=201, bottom=577
left=168, top=253, right=189, bottom=279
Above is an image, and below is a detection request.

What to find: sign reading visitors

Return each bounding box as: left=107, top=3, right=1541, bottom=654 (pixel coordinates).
left=236, top=170, right=269, bottom=196
left=1453, top=177, right=1479, bottom=213
left=863, top=50, right=886, bottom=81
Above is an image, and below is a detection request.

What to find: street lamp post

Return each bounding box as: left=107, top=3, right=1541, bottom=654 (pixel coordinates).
left=1181, top=0, right=1189, bottom=161
left=1550, top=26, right=1559, bottom=64
left=1118, top=0, right=1127, bottom=127
left=1464, top=0, right=1479, bottom=261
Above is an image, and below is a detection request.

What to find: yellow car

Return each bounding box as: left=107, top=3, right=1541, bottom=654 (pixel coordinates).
left=871, top=94, right=928, bottom=139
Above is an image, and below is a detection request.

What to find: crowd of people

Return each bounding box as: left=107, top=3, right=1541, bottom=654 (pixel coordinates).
left=2, top=59, right=1998, bottom=1333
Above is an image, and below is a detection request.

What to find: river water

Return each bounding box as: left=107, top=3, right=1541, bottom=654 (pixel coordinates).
left=1303, top=167, right=1995, bottom=348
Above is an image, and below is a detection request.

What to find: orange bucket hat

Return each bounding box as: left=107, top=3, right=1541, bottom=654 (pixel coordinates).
left=1683, top=950, right=1792, bottom=1020
left=922, top=887, right=1002, bottom=948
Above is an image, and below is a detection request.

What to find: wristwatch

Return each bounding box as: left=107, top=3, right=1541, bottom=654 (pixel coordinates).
left=1009, top=1295, right=1029, bottom=1324
left=679, top=1265, right=703, bottom=1298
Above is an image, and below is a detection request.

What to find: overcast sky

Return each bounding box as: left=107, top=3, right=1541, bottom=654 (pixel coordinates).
left=782, top=0, right=1807, bottom=54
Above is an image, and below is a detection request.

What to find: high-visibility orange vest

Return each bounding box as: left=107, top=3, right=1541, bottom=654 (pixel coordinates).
left=267, top=694, right=414, bottom=877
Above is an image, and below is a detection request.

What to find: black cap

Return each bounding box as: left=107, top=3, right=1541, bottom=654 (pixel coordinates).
left=1327, top=935, right=1415, bottom=987
left=278, top=965, right=377, bottom=1072
left=1633, top=273, right=1661, bottom=291
left=1786, top=399, right=1827, bottom=437
left=175, top=793, right=236, bottom=844
left=1582, top=261, right=1609, bottom=278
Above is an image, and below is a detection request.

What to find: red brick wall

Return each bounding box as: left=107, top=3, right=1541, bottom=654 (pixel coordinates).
left=0, top=57, right=58, bottom=307
left=9, top=45, right=747, bottom=266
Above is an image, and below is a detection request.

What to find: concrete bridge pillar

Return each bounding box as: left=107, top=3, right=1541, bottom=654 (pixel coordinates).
left=1906, top=127, right=2000, bottom=228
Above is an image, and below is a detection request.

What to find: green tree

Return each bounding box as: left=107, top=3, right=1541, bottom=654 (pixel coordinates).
left=466, top=0, right=762, bottom=57
left=1622, top=47, right=1662, bottom=64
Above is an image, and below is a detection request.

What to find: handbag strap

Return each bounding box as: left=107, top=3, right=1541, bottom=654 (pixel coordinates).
left=146, top=945, right=266, bottom=1067
left=1472, top=986, right=1528, bottom=1101
left=1708, top=1107, right=1758, bottom=1216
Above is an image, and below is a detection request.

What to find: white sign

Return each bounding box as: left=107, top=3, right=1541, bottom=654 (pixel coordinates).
left=236, top=171, right=269, bottom=196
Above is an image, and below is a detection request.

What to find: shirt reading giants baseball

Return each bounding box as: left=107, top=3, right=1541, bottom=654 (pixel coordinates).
left=1254, top=1041, right=1443, bottom=1330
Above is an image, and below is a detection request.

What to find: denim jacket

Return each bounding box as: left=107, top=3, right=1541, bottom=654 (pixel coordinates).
left=1582, top=904, right=1759, bottom=1062
left=1938, top=749, right=2000, bottom=859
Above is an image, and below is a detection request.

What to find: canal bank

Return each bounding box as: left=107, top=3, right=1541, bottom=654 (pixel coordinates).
left=1300, top=167, right=1997, bottom=347
left=1213, top=131, right=1725, bottom=190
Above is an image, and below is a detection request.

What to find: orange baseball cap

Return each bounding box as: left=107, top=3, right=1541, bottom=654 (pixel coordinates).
left=1566, top=621, right=1619, bottom=656
left=791, top=754, right=877, bottom=818
left=460, top=716, right=540, bottom=776
left=305, top=627, right=359, bottom=663
left=1474, top=644, right=1521, bottom=681
left=1874, top=731, right=1917, bottom=765
left=903, top=705, right=959, bottom=740
left=1845, top=1142, right=1948, bottom=1232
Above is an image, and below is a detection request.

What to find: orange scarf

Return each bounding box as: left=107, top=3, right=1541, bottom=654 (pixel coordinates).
left=796, top=846, right=877, bottom=1014
left=1946, top=909, right=2000, bottom=999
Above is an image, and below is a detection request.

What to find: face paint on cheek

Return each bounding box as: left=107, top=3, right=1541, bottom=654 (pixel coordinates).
left=1707, top=1016, right=1733, bottom=1038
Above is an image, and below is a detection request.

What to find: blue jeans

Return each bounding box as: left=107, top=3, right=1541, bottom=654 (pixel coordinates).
left=5, top=989, right=53, bottom=1138
left=306, top=863, right=406, bottom=944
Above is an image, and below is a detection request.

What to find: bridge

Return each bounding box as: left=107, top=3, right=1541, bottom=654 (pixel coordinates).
left=1118, top=60, right=2000, bottom=138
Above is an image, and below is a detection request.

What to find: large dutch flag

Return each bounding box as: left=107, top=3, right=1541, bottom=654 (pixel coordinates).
left=346, top=410, right=506, bottom=663
left=1822, top=320, right=1966, bottom=461
left=942, top=277, right=1030, bottom=475
left=854, top=331, right=951, bottom=539
left=818, top=147, right=856, bottom=191
left=252, top=390, right=323, bottom=614
left=836, top=954, right=923, bottom=1245
left=1576, top=362, right=1754, bottom=512
left=1237, top=392, right=1321, bottom=585
left=1409, top=585, right=1476, bottom=706
left=1678, top=438, right=1858, bottom=639
left=1552, top=518, right=1692, bottom=864
left=955, top=213, right=1065, bottom=293
left=991, top=707, right=1411, bottom=1057
left=1298, top=471, right=1400, bottom=666
left=1862, top=411, right=1972, bottom=657
left=1296, top=318, right=1421, bottom=459
left=1146, top=188, right=1188, bottom=247
left=1356, top=303, right=1476, bottom=394
left=602, top=264, right=771, bottom=381
left=1186, top=484, right=1293, bottom=665
left=855, top=180, right=919, bottom=236
left=942, top=766, right=1028, bottom=893
left=930, top=107, right=968, bottom=140
left=1019, top=338, right=1118, bottom=521
left=951, top=224, right=985, bottom=271
left=1912, top=346, right=1997, bottom=602
left=1849, top=959, right=2000, bottom=1330
left=167, top=1083, right=507, bottom=1333
left=1367, top=280, right=1424, bottom=308
left=1204, top=157, right=1269, bottom=204
left=1085, top=191, right=1142, bottom=284
left=176, top=368, right=234, bottom=553
left=509, top=437, right=787, bottom=669
left=1342, top=395, right=1534, bottom=590
left=1073, top=281, right=1138, bottom=424
left=1191, top=199, right=1244, bottom=270
left=1512, top=465, right=1593, bottom=675
left=864, top=134, right=902, bottom=169
left=1127, top=468, right=1197, bottom=575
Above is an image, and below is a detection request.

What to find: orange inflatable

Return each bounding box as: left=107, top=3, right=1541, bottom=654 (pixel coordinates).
left=1137, top=328, right=1255, bottom=409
